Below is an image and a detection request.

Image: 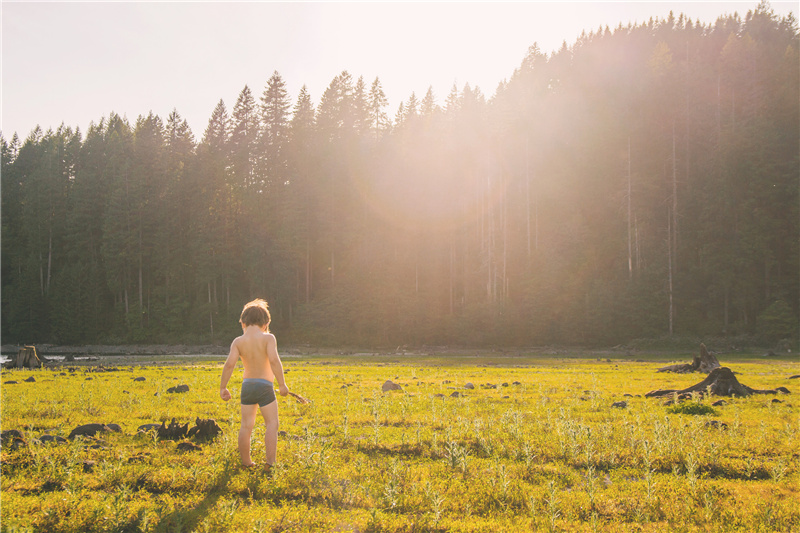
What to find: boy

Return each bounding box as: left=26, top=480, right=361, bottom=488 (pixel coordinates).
left=220, top=298, right=289, bottom=468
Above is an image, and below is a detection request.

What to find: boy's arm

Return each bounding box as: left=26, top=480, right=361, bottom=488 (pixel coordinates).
left=266, top=334, right=289, bottom=396
left=220, top=340, right=240, bottom=401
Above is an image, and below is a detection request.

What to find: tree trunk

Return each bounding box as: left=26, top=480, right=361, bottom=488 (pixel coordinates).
left=646, top=366, right=790, bottom=398
left=658, top=343, right=721, bottom=373
left=4, top=346, right=42, bottom=369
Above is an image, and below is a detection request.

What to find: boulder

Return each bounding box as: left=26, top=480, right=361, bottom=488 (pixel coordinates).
left=381, top=380, right=402, bottom=392
left=69, top=424, right=112, bottom=440
left=166, top=384, right=189, bottom=394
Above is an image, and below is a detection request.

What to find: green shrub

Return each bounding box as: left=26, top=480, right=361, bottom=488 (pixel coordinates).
left=667, top=402, right=718, bottom=416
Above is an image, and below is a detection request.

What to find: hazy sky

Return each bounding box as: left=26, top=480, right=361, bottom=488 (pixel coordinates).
left=2, top=2, right=796, bottom=140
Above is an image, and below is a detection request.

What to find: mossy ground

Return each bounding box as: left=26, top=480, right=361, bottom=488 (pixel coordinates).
left=1, top=352, right=798, bottom=532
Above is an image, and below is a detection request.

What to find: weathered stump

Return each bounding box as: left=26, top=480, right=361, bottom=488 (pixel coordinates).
left=646, top=367, right=791, bottom=398
left=187, top=418, right=222, bottom=441
left=658, top=343, right=720, bottom=374
left=157, top=418, right=189, bottom=440
left=4, top=346, right=42, bottom=369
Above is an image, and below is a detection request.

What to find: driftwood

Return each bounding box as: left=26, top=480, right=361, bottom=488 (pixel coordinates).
left=658, top=343, right=720, bottom=374
left=3, top=346, right=42, bottom=369
left=287, top=391, right=311, bottom=404
left=646, top=367, right=791, bottom=398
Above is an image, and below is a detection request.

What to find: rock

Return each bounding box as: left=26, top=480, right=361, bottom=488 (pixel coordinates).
left=176, top=441, right=202, bottom=452
left=502, top=395, right=510, bottom=399
left=137, top=423, right=161, bottom=433
left=512, top=381, right=521, bottom=385
left=776, top=387, right=791, bottom=394
left=789, top=375, right=800, bottom=379
left=611, top=401, right=628, bottom=409
left=433, top=393, right=445, bottom=399
left=69, top=424, right=112, bottom=440
left=771, top=399, right=783, bottom=403
left=166, top=384, right=189, bottom=394
left=464, top=383, right=475, bottom=390
left=39, top=434, right=68, bottom=445
left=502, top=383, right=509, bottom=387
left=82, top=460, right=96, bottom=473
left=133, top=377, right=146, bottom=382
left=711, top=400, right=727, bottom=407
left=1, top=429, right=24, bottom=441
left=450, top=391, right=462, bottom=398
left=623, top=393, right=634, bottom=397
left=105, top=424, right=122, bottom=433
left=24, top=376, right=35, bottom=382
left=381, top=380, right=402, bottom=392
left=4, top=381, right=17, bottom=384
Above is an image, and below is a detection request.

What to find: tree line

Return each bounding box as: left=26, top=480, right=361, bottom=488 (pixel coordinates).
left=2, top=4, right=798, bottom=348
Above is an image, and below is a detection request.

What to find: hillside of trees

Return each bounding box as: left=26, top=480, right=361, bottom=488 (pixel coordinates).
left=2, top=4, right=798, bottom=348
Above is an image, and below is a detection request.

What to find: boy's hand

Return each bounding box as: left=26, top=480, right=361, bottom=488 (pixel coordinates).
left=279, top=384, right=289, bottom=397
left=220, top=388, right=231, bottom=401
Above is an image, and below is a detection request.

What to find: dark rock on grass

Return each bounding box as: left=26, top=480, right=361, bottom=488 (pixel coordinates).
left=4, top=381, right=18, bottom=384
left=512, top=381, right=521, bottom=386
left=105, top=424, right=122, bottom=433
left=790, top=375, right=800, bottom=379
left=433, top=393, right=445, bottom=399
left=623, top=393, right=634, bottom=398
left=464, top=382, right=475, bottom=390
left=24, top=376, right=35, bottom=383
left=611, top=401, right=628, bottom=409
left=712, top=400, right=727, bottom=407
left=39, top=434, right=68, bottom=445
left=82, top=460, right=96, bottom=473
left=166, top=384, right=189, bottom=394
left=1, top=429, right=24, bottom=441
left=382, top=380, right=402, bottom=392
left=137, top=423, right=161, bottom=433
left=69, top=424, right=114, bottom=440
left=772, top=399, right=783, bottom=403
left=450, top=391, right=463, bottom=398
left=502, top=383, right=509, bottom=387
left=176, top=441, right=202, bottom=452
left=133, top=377, right=146, bottom=382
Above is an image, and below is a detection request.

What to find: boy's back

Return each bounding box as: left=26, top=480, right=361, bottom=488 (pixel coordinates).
left=233, top=329, right=277, bottom=382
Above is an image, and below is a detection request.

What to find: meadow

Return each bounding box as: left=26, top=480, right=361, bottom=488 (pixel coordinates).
left=1, top=351, right=798, bottom=532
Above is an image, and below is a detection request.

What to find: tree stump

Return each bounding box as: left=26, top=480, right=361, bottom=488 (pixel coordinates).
left=157, top=418, right=189, bottom=440
left=4, top=346, right=42, bottom=369
left=657, top=343, right=720, bottom=374
left=646, top=367, right=791, bottom=398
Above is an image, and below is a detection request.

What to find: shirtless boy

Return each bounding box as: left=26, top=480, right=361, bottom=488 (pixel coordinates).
left=220, top=298, right=289, bottom=468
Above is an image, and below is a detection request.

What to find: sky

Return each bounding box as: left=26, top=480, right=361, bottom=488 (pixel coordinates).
left=1, top=1, right=796, bottom=141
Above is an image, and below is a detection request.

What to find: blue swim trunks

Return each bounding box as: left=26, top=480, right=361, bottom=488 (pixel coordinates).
left=240, top=378, right=276, bottom=407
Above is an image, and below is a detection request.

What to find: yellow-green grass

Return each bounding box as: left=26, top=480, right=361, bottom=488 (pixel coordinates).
left=1, top=355, right=798, bottom=532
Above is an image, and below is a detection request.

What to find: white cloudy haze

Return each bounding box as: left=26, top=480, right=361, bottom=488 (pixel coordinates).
left=2, top=1, right=796, bottom=140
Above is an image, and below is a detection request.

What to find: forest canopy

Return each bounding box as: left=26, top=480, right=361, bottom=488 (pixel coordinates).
left=2, top=4, right=798, bottom=348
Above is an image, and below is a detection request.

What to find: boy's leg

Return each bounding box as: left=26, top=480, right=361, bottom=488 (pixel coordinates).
left=239, top=403, right=259, bottom=466
left=259, top=400, right=279, bottom=466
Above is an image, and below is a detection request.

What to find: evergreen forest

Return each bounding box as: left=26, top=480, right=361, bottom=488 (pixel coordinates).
left=2, top=5, right=798, bottom=348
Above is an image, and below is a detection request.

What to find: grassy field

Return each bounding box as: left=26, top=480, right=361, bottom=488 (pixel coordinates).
left=1, top=351, right=798, bottom=532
